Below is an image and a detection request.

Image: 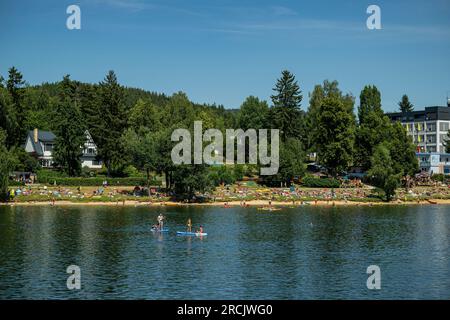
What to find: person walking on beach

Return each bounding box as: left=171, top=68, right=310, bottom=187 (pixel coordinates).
left=157, top=213, right=165, bottom=230
left=187, top=218, right=192, bottom=232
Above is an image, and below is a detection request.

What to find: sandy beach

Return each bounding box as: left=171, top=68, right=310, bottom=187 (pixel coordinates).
left=3, top=199, right=450, bottom=207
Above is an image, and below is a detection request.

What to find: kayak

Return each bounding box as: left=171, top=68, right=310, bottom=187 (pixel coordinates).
left=176, top=231, right=208, bottom=236
left=151, top=227, right=169, bottom=233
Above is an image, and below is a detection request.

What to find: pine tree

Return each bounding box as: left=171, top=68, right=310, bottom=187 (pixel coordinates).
left=52, top=76, right=86, bottom=176
left=398, top=94, right=414, bottom=113
left=6, top=67, right=26, bottom=146
left=270, top=70, right=303, bottom=141
left=92, top=71, right=127, bottom=176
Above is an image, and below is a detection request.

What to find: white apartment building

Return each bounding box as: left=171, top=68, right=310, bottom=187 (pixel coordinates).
left=386, top=102, right=450, bottom=174
left=387, top=105, right=450, bottom=153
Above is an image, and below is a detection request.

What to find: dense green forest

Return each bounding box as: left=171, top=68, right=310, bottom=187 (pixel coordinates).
left=0, top=67, right=418, bottom=201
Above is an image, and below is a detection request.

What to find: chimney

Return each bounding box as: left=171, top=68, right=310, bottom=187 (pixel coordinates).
left=33, top=128, right=38, bottom=143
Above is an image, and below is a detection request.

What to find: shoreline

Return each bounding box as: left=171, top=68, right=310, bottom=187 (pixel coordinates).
left=2, top=199, right=450, bottom=207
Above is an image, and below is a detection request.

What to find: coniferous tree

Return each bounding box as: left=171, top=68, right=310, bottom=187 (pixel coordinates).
left=92, top=71, right=127, bottom=176
left=0, top=129, right=13, bottom=202
left=270, top=70, right=303, bottom=141
left=0, top=87, right=16, bottom=148
left=398, top=94, right=414, bottom=113
left=52, top=76, right=86, bottom=176
left=6, top=67, right=26, bottom=146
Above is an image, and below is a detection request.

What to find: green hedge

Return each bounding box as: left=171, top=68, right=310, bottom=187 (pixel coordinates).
left=301, top=176, right=341, bottom=188
left=37, top=177, right=160, bottom=186
left=8, top=180, right=26, bottom=187
left=431, top=174, right=450, bottom=182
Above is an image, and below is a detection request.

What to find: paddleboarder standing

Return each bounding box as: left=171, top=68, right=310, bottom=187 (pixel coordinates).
left=157, top=213, right=165, bottom=230
left=187, top=218, right=192, bottom=232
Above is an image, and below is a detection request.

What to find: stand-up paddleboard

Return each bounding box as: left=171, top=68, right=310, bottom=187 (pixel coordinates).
left=151, top=227, right=169, bottom=233
left=257, top=207, right=282, bottom=212
left=177, top=231, right=208, bottom=236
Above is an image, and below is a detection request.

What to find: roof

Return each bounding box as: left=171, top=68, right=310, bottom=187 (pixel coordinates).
left=26, top=130, right=56, bottom=156
left=386, top=106, right=450, bottom=122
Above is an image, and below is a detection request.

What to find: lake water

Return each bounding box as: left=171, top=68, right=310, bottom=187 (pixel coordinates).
left=0, top=205, right=449, bottom=299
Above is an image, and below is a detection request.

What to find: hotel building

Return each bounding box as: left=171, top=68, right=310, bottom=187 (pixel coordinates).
left=386, top=99, right=450, bottom=174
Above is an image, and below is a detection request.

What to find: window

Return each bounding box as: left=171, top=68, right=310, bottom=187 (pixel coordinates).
left=427, top=123, right=436, bottom=132
left=427, top=135, right=436, bottom=143
left=44, top=143, right=54, bottom=152
left=439, top=122, right=450, bottom=132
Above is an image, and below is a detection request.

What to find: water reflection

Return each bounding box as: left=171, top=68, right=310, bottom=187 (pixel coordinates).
left=0, top=205, right=449, bottom=299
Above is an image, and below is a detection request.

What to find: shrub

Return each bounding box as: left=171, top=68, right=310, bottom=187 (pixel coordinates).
left=301, top=176, right=341, bottom=188
left=8, top=180, right=25, bottom=187
left=123, top=165, right=141, bottom=177
left=431, top=174, right=446, bottom=182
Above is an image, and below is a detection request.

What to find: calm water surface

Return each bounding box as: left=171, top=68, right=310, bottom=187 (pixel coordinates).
left=0, top=205, right=449, bottom=299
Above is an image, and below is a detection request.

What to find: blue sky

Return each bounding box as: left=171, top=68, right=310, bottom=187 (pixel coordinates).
left=0, top=0, right=449, bottom=112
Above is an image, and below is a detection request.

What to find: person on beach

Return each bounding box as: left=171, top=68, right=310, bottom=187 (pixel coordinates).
left=187, top=218, right=192, bottom=232
left=157, top=213, right=165, bottom=230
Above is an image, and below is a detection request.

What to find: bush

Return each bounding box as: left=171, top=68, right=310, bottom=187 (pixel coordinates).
left=36, top=169, right=68, bottom=182
left=123, top=165, right=141, bottom=177
left=431, top=174, right=447, bottom=182
left=81, top=166, right=98, bottom=178
left=208, top=166, right=241, bottom=186
left=301, top=176, right=341, bottom=188
left=8, top=180, right=25, bottom=187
